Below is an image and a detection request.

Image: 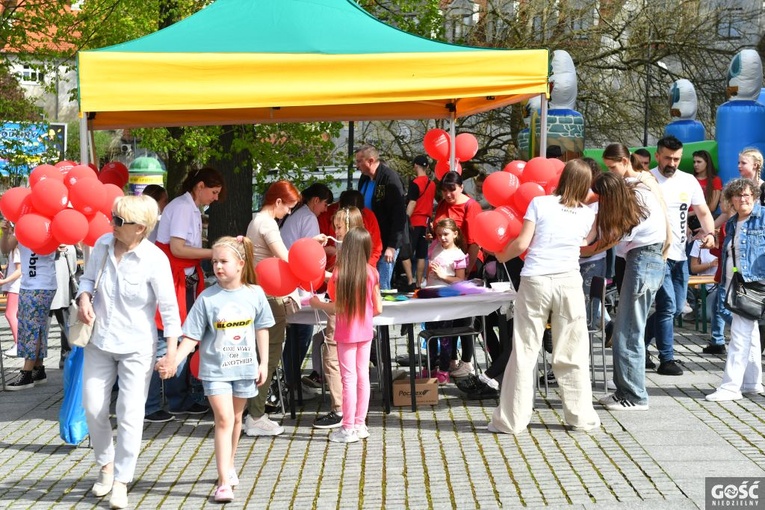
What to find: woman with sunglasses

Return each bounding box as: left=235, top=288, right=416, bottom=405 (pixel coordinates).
left=144, top=167, right=225, bottom=422
left=77, top=195, right=181, bottom=509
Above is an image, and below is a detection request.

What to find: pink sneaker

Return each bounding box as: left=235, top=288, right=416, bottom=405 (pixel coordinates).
left=420, top=368, right=432, bottom=378
left=434, top=370, right=450, bottom=385
left=214, top=484, right=234, bottom=503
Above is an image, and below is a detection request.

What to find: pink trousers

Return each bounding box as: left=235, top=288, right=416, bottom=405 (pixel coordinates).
left=5, top=292, right=18, bottom=343
left=336, top=340, right=372, bottom=430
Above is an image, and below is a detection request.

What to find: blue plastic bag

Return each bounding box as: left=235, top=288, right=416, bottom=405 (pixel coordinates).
left=59, top=346, right=89, bottom=445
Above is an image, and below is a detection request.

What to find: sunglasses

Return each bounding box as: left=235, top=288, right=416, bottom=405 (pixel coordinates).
left=111, top=214, right=136, bottom=227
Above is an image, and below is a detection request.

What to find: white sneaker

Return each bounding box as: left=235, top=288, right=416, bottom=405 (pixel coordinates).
left=601, top=395, right=648, bottom=411
left=449, top=361, right=474, bottom=379
left=3, top=345, right=17, bottom=357
left=329, top=427, right=358, bottom=443
left=742, top=386, right=764, bottom=396
left=682, top=301, right=693, bottom=315
left=356, top=424, right=370, bottom=440
left=606, top=379, right=617, bottom=391
left=598, top=393, right=616, bottom=405
left=228, top=468, right=239, bottom=487
left=478, top=372, right=499, bottom=390
left=705, top=388, right=743, bottom=402
left=243, top=414, right=284, bottom=437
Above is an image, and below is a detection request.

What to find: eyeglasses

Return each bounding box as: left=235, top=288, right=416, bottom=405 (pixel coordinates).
left=733, top=193, right=753, bottom=200
left=111, top=214, right=136, bottom=227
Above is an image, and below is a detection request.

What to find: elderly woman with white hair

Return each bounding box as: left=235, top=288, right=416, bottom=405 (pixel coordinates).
left=76, top=195, right=182, bottom=509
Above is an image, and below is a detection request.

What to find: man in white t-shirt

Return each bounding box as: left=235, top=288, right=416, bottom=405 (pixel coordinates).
left=646, top=136, right=715, bottom=376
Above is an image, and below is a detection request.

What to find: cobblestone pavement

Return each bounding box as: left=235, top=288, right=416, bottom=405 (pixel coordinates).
left=0, top=319, right=763, bottom=509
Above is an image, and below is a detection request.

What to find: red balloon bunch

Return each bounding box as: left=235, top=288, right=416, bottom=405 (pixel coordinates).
left=472, top=157, right=564, bottom=254
left=0, top=161, right=126, bottom=254
left=423, top=129, right=479, bottom=180
left=254, top=238, right=327, bottom=297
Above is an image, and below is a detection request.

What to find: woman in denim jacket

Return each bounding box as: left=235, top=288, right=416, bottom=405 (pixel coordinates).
left=706, top=178, right=765, bottom=401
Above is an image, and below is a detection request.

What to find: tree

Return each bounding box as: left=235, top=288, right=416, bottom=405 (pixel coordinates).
left=356, top=0, right=759, bottom=171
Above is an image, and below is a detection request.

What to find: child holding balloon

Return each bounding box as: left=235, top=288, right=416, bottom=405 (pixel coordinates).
left=163, top=235, right=274, bottom=503
left=309, top=227, right=382, bottom=443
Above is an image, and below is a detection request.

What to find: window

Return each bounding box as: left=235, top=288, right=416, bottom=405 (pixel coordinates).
left=717, top=6, right=744, bottom=39
left=19, top=64, right=44, bottom=84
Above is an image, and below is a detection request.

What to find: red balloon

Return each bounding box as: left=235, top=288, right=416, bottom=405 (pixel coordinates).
left=299, top=273, right=326, bottom=293
left=99, top=184, right=126, bottom=217
left=87, top=163, right=99, bottom=173
left=503, top=160, right=526, bottom=178
left=510, top=182, right=545, bottom=216
left=98, top=169, right=126, bottom=188
left=288, top=238, right=327, bottom=282
left=83, top=211, right=112, bottom=246
left=483, top=172, right=520, bottom=208
left=255, top=257, right=299, bottom=297
left=520, top=157, right=557, bottom=187
left=52, top=209, right=89, bottom=245
left=55, top=160, right=77, bottom=176
left=0, top=187, right=32, bottom=223
left=548, top=158, right=565, bottom=175
left=101, top=161, right=129, bottom=186
left=64, top=164, right=98, bottom=189
left=36, top=236, right=61, bottom=255
left=15, top=214, right=53, bottom=252
left=496, top=206, right=523, bottom=239
left=30, top=178, right=68, bottom=217
left=454, top=133, right=478, bottom=162
left=545, top=174, right=561, bottom=195
left=70, top=179, right=107, bottom=217
left=434, top=159, right=462, bottom=180
left=189, top=350, right=200, bottom=379
left=472, top=210, right=512, bottom=253
left=423, top=129, right=451, bottom=161
left=18, top=194, right=39, bottom=217
left=29, top=164, right=63, bottom=187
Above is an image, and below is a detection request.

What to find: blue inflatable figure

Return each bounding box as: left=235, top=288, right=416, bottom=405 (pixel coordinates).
left=665, top=79, right=705, bottom=143
left=534, top=50, right=584, bottom=160
left=715, top=48, right=765, bottom=184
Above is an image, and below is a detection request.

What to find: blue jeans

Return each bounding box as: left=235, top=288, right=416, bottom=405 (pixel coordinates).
left=645, top=259, right=688, bottom=363
left=145, top=333, right=196, bottom=414
left=612, top=244, right=665, bottom=405
left=580, top=258, right=611, bottom=328
left=377, top=248, right=400, bottom=290
left=710, top=284, right=732, bottom=346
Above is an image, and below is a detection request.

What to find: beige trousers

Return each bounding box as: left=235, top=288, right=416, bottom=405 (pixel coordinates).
left=248, top=296, right=288, bottom=419
left=320, top=315, right=343, bottom=412
left=491, top=271, right=600, bottom=434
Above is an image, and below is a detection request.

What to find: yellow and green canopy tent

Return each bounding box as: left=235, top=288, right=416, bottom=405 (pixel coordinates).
left=77, top=0, right=548, bottom=130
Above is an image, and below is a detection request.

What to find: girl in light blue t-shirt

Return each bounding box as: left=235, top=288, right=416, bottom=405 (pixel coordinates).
left=165, top=236, right=274, bottom=504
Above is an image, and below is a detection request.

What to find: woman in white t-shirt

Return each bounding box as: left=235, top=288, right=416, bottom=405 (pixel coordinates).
left=489, top=159, right=601, bottom=434
left=0, top=221, right=21, bottom=357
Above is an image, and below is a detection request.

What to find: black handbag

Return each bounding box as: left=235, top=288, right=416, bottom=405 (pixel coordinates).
left=724, top=240, right=765, bottom=321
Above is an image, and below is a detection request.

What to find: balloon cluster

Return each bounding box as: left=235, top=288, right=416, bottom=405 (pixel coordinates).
left=0, top=161, right=128, bottom=254
left=472, top=157, right=565, bottom=253
left=254, top=238, right=327, bottom=297
left=423, top=129, right=479, bottom=180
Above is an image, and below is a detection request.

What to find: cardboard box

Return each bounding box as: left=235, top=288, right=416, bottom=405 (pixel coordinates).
left=392, top=375, right=439, bottom=406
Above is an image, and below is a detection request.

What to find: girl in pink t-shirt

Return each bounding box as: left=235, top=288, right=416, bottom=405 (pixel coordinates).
left=310, top=227, right=382, bottom=443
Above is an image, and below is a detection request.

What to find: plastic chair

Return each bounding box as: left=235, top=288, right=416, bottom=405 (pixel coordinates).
left=588, top=276, right=609, bottom=392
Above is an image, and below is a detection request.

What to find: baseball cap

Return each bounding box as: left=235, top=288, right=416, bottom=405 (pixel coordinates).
left=413, top=155, right=430, bottom=168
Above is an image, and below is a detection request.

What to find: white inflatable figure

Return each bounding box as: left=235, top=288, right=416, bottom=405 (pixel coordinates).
left=549, top=50, right=577, bottom=110
left=727, top=48, right=762, bottom=101
left=517, top=95, right=541, bottom=160
left=664, top=79, right=705, bottom=142
left=716, top=48, right=765, bottom=183
left=534, top=49, right=584, bottom=158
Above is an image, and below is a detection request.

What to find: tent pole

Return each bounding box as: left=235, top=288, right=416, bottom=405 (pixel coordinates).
left=347, top=121, right=354, bottom=190
left=449, top=113, right=456, bottom=170
left=539, top=93, right=548, bottom=158
left=79, top=115, right=89, bottom=165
